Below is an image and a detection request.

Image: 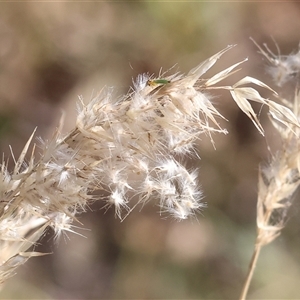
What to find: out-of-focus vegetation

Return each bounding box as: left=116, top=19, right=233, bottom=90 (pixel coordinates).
left=1, top=2, right=300, bottom=299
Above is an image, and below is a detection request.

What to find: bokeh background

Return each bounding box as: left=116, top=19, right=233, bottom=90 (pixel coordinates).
left=1, top=2, right=300, bottom=299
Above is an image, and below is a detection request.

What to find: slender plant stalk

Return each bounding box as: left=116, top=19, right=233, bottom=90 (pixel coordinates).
left=240, top=204, right=280, bottom=299
left=239, top=241, right=262, bottom=300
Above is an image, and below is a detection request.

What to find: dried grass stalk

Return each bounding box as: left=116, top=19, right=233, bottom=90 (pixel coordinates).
left=240, top=41, right=300, bottom=300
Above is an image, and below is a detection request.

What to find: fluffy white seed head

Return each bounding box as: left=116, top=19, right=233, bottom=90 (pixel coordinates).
left=2, top=45, right=295, bottom=283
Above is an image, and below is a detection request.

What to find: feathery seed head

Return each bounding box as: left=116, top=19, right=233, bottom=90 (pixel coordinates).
left=253, top=40, right=300, bottom=247
left=1, top=45, right=287, bottom=283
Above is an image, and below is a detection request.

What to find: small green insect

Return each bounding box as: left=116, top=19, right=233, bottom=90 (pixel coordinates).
left=147, top=79, right=170, bottom=87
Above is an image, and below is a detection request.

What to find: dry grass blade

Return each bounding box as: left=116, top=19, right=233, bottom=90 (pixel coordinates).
left=13, top=128, right=37, bottom=175
left=233, top=76, right=277, bottom=93
left=187, top=44, right=236, bottom=85
left=230, top=88, right=265, bottom=135
left=205, top=58, right=247, bottom=86
left=267, top=99, right=300, bottom=133
left=0, top=218, right=50, bottom=284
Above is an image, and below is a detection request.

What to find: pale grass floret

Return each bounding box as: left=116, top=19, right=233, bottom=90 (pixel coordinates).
left=49, top=213, right=77, bottom=240
left=1, top=45, right=298, bottom=286
left=108, top=189, right=129, bottom=219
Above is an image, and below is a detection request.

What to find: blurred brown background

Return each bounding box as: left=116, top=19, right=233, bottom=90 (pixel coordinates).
left=1, top=2, right=300, bottom=299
